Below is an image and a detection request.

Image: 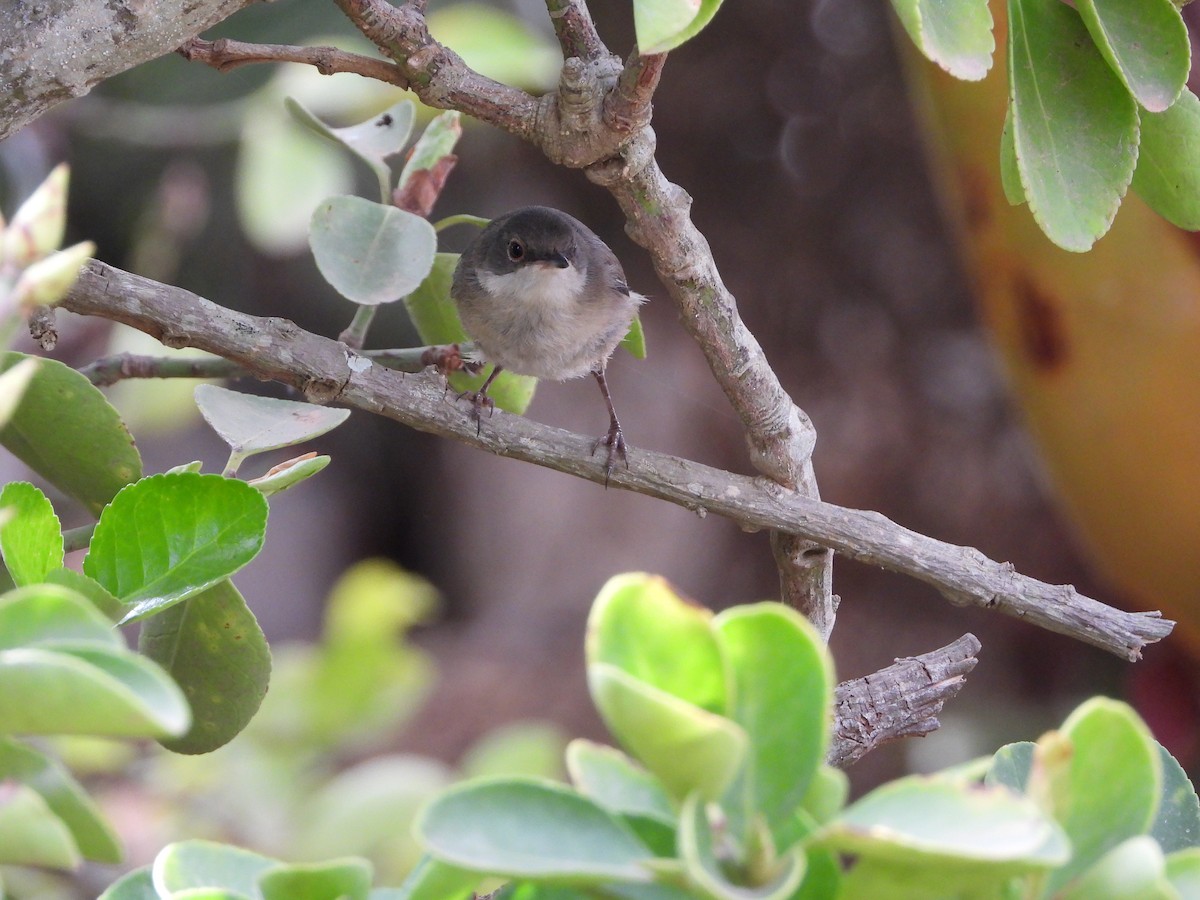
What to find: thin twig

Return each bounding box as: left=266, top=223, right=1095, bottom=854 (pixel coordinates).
left=61, top=261, right=1175, bottom=662
left=604, top=50, right=667, bottom=134
left=78, top=352, right=244, bottom=387
left=178, top=37, right=411, bottom=88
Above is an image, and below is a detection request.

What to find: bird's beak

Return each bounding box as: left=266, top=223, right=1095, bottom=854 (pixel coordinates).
left=542, top=252, right=570, bottom=269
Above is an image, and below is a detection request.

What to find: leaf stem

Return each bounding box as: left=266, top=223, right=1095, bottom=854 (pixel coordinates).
left=339, top=304, right=378, bottom=350
left=63, top=523, right=96, bottom=554
left=433, top=213, right=489, bottom=232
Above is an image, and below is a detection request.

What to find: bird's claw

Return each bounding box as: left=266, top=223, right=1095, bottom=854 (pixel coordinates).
left=457, top=389, right=495, bottom=436
left=591, top=422, right=629, bottom=486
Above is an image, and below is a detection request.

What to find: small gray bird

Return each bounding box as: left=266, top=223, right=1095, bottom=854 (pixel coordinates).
left=451, top=206, right=645, bottom=476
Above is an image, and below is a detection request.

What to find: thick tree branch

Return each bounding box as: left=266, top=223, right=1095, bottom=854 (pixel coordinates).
left=0, top=0, right=253, bottom=141
left=829, top=634, right=982, bottom=767
left=60, top=262, right=1175, bottom=661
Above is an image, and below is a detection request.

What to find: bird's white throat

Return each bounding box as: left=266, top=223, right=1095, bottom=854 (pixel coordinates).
left=477, top=263, right=586, bottom=310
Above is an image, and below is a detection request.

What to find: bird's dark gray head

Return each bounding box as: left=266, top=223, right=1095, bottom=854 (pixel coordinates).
left=472, top=206, right=585, bottom=275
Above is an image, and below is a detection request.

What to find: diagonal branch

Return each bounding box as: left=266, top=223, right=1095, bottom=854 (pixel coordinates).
left=60, top=261, right=1175, bottom=662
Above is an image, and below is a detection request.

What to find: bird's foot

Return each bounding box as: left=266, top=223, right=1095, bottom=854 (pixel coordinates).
left=591, top=420, right=629, bottom=486
left=457, top=389, right=495, bottom=435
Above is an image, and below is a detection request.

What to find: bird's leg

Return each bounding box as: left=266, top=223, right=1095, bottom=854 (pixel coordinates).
left=590, top=369, right=628, bottom=483
left=459, top=365, right=503, bottom=435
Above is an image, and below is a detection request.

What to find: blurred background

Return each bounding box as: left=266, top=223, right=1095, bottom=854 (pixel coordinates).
left=3, top=0, right=1199, bottom=891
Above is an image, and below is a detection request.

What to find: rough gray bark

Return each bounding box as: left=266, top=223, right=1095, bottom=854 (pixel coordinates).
left=0, top=0, right=252, bottom=141
left=61, top=261, right=1174, bottom=662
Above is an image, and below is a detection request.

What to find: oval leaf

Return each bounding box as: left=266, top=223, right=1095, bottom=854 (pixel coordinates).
left=0, top=736, right=121, bottom=862
left=890, top=0, right=994, bottom=81
left=818, top=776, right=1070, bottom=870
left=586, top=573, right=727, bottom=714
left=712, top=603, right=833, bottom=848
left=83, top=473, right=269, bottom=623
left=153, top=839, right=278, bottom=896
left=139, top=580, right=271, bottom=755
left=1008, top=0, right=1139, bottom=251
left=1075, top=0, right=1188, bottom=112
left=195, top=384, right=349, bottom=471
left=0, top=482, right=62, bottom=586
left=0, top=352, right=141, bottom=515
left=416, top=778, right=655, bottom=882
left=1133, top=89, right=1200, bottom=230
left=1166, top=848, right=1200, bottom=896
left=248, top=453, right=331, bottom=497
left=1046, top=697, right=1162, bottom=890
left=588, top=663, right=746, bottom=802
left=0, top=644, right=190, bottom=737
left=310, top=196, right=437, bottom=305
left=288, top=96, right=415, bottom=169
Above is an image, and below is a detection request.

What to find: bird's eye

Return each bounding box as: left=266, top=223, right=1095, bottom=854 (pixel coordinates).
left=507, top=240, right=525, bottom=261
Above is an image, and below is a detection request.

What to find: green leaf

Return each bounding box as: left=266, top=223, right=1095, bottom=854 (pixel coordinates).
left=310, top=196, right=437, bottom=305
left=398, top=111, right=463, bottom=191
left=588, top=663, right=747, bottom=802
left=0, top=482, right=62, bottom=585
left=1075, top=0, right=1188, bottom=112
left=138, top=579, right=271, bottom=755
left=712, top=603, right=832, bottom=849
left=0, top=736, right=121, bottom=862
left=403, top=252, right=537, bottom=415
left=620, top=315, right=647, bottom=360
left=152, top=840, right=279, bottom=896
left=817, top=776, right=1069, bottom=870
left=566, top=738, right=677, bottom=827
left=288, top=97, right=416, bottom=196
left=889, top=0, right=994, bottom=81
left=586, top=573, right=727, bottom=713
left=678, top=792, right=806, bottom=900
left=1000, top=105, right=1026, bottom=205
left=194, top=384, right=349, bottom=476
left=1165, top=848, right=1200, bottom=896
left=98, top=867, right=157, bottom=900
left=258, top=858, right=373, bottom=900
left=247, top=453, right=331, bottom=497
left=1151, top=741, right=1200, bottom=853
left=0, top=644, right=190, bottom=737
left=0, top=583, right=120, bottom=650
left=391, top=856, right=479, bottom=900
left=0, top=782, right=80, bottom=869
left=236, top=107, right=354, bottom=257
left=83, top=473, right=269, bottom=623
left=0, top=352, right=141, bottom=515
left=1133, top=89, right=1200, bottom=230
left=633, top=0, right=725, bottom=54
left=460, top=721, right=566, bottom=781
left=1007, top=0, right=1139, bottom=251
left=416, top=778, right=655, bottom=882
left=1057, top=835, right=1173, bottom=899
left=1046, top=697, right=1162, bottom=890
